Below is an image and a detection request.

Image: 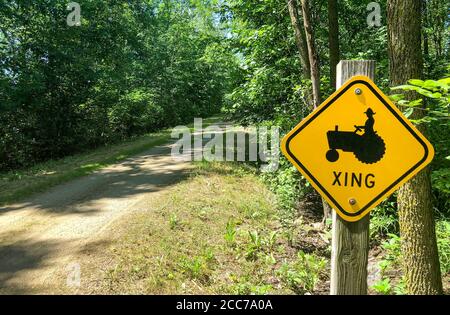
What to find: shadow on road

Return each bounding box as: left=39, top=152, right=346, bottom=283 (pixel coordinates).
left=0, top=145, right=191, bottom=216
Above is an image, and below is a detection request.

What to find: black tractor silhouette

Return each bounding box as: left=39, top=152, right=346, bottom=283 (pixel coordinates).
left=326, top=108, right=386, bottom=164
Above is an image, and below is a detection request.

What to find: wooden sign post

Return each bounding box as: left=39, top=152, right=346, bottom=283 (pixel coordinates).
left=281, top=59, right=434, bottom=294
left=330, top=60, right=374, bottom=295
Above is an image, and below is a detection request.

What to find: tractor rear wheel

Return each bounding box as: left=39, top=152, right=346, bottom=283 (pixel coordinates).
left=353, top=134, right=386, bottom=164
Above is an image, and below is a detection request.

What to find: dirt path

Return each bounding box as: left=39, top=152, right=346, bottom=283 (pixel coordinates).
left=0, top=137, right=201, bottom=293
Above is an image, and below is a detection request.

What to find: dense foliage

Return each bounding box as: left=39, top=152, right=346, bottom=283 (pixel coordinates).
left=0, top=0, right=239, bottom=170
left=221, top=0, right=449, bottom=216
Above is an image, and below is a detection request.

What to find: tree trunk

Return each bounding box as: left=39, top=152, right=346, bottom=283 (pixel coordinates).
left=327, top=0, right=340, bottom=89
left=300, top=0, right=321, bottom=109
left=321, top=198, right=332, bottom=224
left=422, top=0, right=429, bottom=58
left=387, top=0, right=443, bottom=295
left=299, top=0, right=330, bottom=221
left=287, top=0, right=310, bottom=79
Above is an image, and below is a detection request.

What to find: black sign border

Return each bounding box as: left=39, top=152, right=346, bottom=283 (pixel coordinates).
left=285, top=80, right=430, bottom=218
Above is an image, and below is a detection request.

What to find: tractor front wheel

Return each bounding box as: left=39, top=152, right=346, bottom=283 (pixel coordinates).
left=326, top=149, right=339, bottom=162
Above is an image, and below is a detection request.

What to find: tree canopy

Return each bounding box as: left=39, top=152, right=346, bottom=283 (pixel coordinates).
left=0, top=0, right=240, bottom=170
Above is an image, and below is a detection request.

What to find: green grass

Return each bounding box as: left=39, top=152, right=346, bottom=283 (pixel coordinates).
left=79, top=162, right=329, bottom=295
left=0, top=117, right=222, bottom=206
left=276, top=251, right=327, bottom=295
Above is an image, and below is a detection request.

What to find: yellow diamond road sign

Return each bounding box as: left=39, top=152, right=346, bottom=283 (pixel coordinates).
left=281, top=76, right=435, bottom=222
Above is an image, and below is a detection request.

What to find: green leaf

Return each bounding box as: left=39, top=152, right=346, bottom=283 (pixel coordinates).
left=438, top=78, right=450, bottom=85
left=389, top=94, right=405, bottom=102
left=405, top=99, right=423, bottom=107
left=422, top=80, right=442, bottom=91
left=403, top=107, right=414, bottom=118
left=391, top=85, right=414, bottom=91
left=408, top=79, right=424, bottom=87
left=372, top=278, right=392, bottom=295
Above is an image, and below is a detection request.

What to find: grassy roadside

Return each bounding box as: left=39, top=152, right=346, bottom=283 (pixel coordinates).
left=72, top=160, right=447, bottom=295
left=0, top=117, right=220, bottom=206
left=0, top=131, right=170, bottom=206
left=76, top=162, right=330, bottom=295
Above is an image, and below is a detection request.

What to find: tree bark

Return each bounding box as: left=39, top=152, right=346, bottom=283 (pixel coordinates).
left=300, top=0, right=321, bottom=109
left=299, top=0, right=330, bottom=221
left=387, top=0, right=443, bottom=295
left=287, top=0, right=310, bottom=79
left=327, top=0, right=340, bottom=89
left=422, top=0, right=429, bottom=58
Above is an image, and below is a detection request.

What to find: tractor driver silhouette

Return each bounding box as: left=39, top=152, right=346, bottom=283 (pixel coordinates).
left=325, top=107, right=386, bottom=164
left=354, top=108, right=376, bottom=135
